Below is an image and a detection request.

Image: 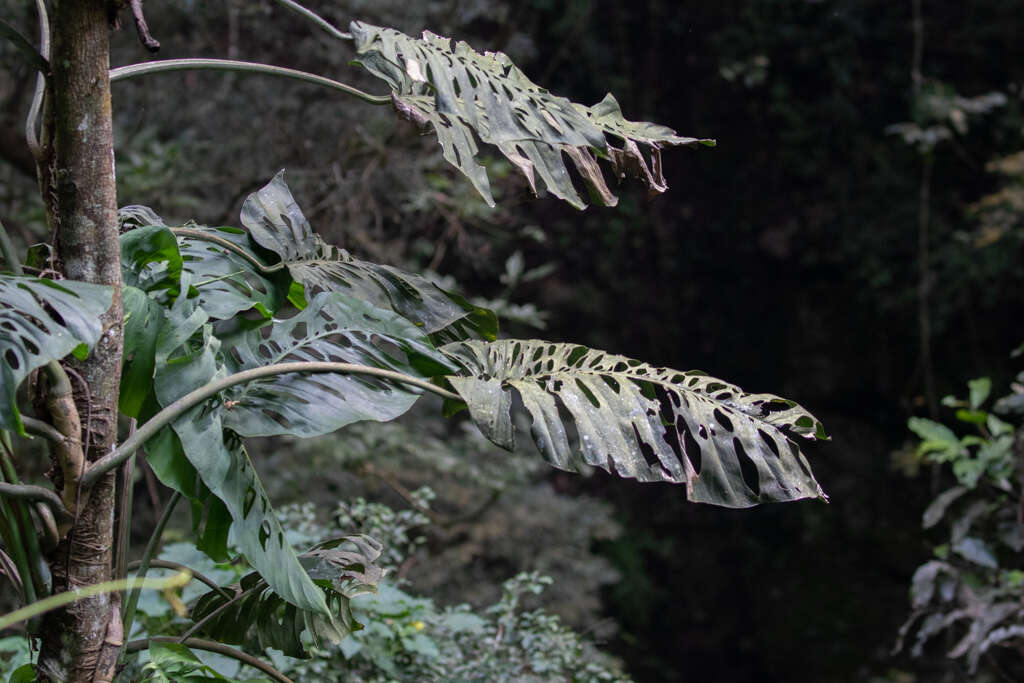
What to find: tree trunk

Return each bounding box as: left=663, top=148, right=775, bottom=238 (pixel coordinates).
left=36, top=1, right=124, bottom=681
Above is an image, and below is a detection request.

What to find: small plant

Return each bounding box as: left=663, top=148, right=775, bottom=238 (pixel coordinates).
left=897, top=375, right=1024, bottom=675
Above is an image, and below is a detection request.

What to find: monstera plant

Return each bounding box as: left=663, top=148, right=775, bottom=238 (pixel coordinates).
left=0, top=1, right=826, bottom=681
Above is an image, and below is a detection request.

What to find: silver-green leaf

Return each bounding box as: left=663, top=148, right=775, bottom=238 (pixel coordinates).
left=0, top=275, right=113, bottom=434
left=240, top=172, right=496, bottom=340
left=220, top=291, right=455, bottom=438
left=351, top=21, right=714, bottom=209
left=442, top=339, right=827, bottom=508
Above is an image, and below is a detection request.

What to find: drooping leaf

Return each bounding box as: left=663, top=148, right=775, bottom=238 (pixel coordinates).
left=142, top=640, right=255, bottom=682
left=121, top=286, right=165, bottom=418
left=441, top=339, right=827, bottom=508
left=0, top=275, right=113, bottom=434
left=922, top=485, right=969, bottom=529
left=151, top=286, right=330, bottom=616
left=350, top=21, right=714, bottom=209
left=220, top=291, right=455, bottom=438
left=239, top=172, right=496, bottom=339
left=190, top=535, right=384, bottom=658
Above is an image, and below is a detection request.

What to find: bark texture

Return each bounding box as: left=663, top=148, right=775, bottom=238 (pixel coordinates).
left=36, top=1, right=125, bottom=681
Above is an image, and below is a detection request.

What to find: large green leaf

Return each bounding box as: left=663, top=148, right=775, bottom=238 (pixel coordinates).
left=239, top=172, right=496, bottom=339
left=441, top=340, right=827, bottom=508
left=190, top=535, right=383, bottom=658
left=0, top=275, right=113, bottom=433
left=221, top=291, right=455, bottom=438
left=151, top=285, right=330, bottom=616
left=351, top=22, right=714, bottom=209
left=176, top=226, right=283, bottom=321
left=120, top=210, right=284, bottom=321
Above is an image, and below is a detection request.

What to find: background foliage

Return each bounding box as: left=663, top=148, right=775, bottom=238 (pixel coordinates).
left=2, top=0, right=1024, bottom=681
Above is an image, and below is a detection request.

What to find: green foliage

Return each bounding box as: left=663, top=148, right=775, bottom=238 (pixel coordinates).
left=898, top=377, right=1024, bottom=674
left=0, top=275, right=112, bottom=433
left=0, top=9, right=829, bottom=680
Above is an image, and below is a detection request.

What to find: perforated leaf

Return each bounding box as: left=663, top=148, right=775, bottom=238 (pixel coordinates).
left=0, top=275, right=113, bottom=433
left=351, top=22, right=714, bottom=209
left=442, top=340, right=827, bottom=508
left=190, top=535, right=383, bottom=657
left=240, top=172, right=495, bottom=339
left=151, top=286, right=330, bottom=616
left=221, top=291, right=455, bottom=438
left=176, top=226, right=283, bottom=320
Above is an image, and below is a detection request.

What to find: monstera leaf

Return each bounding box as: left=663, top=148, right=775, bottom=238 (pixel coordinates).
left=239, top=172, right=496, bottom=340
left=151, top=286, right=331, bottom=617
left=0, top=275, right=113, bottom=433
left=441, top=340, right=827, bottom=508
left=190, top=535, right=384, bottom=657
left=220, top=291, right=456, bottom=438
left=351, top=21, right=715, bottom=209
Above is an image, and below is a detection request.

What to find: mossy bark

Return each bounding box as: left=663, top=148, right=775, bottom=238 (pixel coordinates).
left=36, top=1, right=124, bottom=681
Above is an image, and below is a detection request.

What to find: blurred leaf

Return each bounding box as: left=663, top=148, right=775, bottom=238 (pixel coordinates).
left=953, top=536, right=999, bottom=569
left=922, top=486, right=968, bottom=529
left=968, top=377, right=992, bottom=410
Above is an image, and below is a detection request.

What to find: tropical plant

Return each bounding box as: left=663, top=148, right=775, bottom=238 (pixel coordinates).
left=896, top=375, right=1024, bottom=677
left=0, top=1, right=828, bottom=680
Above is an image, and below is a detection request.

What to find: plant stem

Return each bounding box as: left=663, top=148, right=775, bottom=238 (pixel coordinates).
left=84, top=362, right=461, bottom=488
left=0, top=482, right=68, bottom=517
left=126, top=559, right=232, bottom=601
left=0, top=571, right=190, bottom=631
left=171, top=228, right=286, bottom=273
left=110, top=59, right=390, bottom=105
left=0, top=217, right=23, bottom=275
left=274, top=0, right=352, bottom=41
left=124, top=637, right=293, bottom=683
left=26, top=0, right=50, bottom=165
left=121, top=491, right=181, bottom=640
left=21, top=416, right=65, bottom=443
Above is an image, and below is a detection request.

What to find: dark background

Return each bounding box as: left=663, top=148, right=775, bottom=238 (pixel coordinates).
left=3, top=1, right=1024, bottom=680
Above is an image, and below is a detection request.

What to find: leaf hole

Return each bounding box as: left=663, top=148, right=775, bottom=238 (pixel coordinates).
left=734, top=437, right=761, bottom=496
left=713, top=408, right=734, bottom=433
left=4, top=349, right=19, bottom=370
left=757, top=429, right=781, bottom=458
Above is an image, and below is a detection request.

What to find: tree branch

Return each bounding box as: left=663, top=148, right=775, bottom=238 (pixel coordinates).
left=83, top=361, right=461, bottom=488
left=124, top=637, right=293, bottom=683
left=110, top=59, right=390, bottom=105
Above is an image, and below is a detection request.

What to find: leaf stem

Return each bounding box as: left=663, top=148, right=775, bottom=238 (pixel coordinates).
left=121, top=491, right=181, bottom=641
left=21, top=416, right=64, bottom=443
left=110, top=59, right=390, bottom=105
left=0, top=481, right=68, bottom=518
left=84, top=362, right=461, bottom=488
left=274, top=0, right=352, bottom=41
left=0, top=571, right=191, bottom=631
left=127, top=559, right=233, bottom=601
left=124, top=637, right=293, bottom=683
left=171, top=227, right=286, bottom=274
